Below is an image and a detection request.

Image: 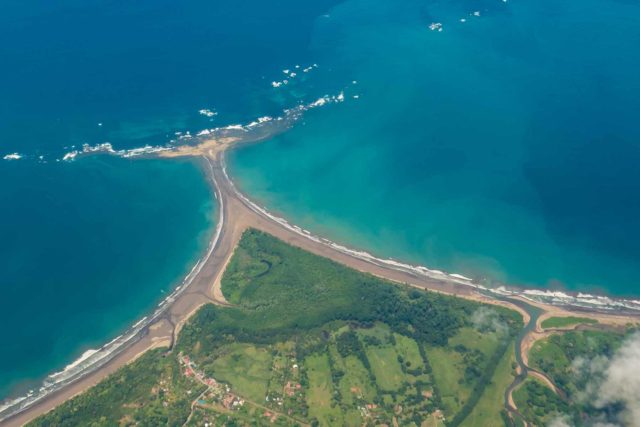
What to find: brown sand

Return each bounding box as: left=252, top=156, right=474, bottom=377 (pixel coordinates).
left=158, top=136, right=240, bottom=158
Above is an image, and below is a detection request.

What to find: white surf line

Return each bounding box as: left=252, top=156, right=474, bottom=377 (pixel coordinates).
left=219, top=154, right=481, bottom=291
left=219, top=154, right=640, bottom=314
left=0, top=156, right=226, bottom=423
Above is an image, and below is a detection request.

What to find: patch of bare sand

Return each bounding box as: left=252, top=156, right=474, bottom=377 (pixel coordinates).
left=211, top=246, right=235, bottom=305
left=158, top=136, right=240, bottom=158
left=528, top=371, right=560, bottom=394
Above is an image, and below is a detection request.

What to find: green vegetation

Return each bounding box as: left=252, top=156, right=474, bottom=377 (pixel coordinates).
left=529, top=330, right=625, bottom=398
left=513, top=378, right=568, bottom=426
left=426, top=326, right=512, bottom=424
left=540, top=316, right=597, bottom=329
left=29, top=349, right=204, bottom=427
left=31, top=229, right=523, bottom=426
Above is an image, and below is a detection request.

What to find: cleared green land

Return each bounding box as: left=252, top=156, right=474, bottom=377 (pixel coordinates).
left=366, top=346, right=404, bottom=391
left=306, top=353, right=342, bottom=425
left=209, top=343, right=273, bottom=402
left=460, top=342, right=516, bottom=427
left=540, top=316, right=597, bottom=329
left=30, top=229, right=523, bottom=426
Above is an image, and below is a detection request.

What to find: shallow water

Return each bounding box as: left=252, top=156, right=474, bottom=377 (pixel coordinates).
left=229, top=0, right=640, bottom=296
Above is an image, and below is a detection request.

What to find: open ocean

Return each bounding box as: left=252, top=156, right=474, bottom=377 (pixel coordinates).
left=1, top=0, right=639, bottom=402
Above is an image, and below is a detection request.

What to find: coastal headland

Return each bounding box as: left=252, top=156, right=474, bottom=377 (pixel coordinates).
left=3, top=133, right=639, bottom=426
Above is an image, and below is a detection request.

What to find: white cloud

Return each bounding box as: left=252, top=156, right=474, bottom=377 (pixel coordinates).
left=471, top=307, right=508, bottom=336
left=547, top=415, right=573, bottom=427
left=595, top=332, right=640, bottom=427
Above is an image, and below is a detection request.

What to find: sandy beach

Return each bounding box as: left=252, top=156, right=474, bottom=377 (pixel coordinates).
left=4, top=139, right=640, bottom=426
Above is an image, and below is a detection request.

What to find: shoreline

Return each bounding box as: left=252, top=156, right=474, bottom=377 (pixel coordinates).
left=0, top=157, right=226, bottom=425
left=3, top=138, right=640, bottom=425
left=220, top=155, right=640, bottom=316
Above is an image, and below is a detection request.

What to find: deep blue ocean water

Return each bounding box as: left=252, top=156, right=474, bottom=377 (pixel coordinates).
left=1, top=0, right=640, bottom=402
left=0, top=157, right=213, bottom=398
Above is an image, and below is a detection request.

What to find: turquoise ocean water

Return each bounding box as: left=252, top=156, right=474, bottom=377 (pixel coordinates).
left=230, top=0, right=640, bottom=296
left=2, top=0, right=640, bottom=403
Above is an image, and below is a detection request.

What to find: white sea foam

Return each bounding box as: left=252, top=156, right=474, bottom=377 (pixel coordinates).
left=62, top=151, right=79, bottom=161
left=121, top=145, right=172, bottom=157
left=272, top=63, right=318, bottom=87
left=49, top=349, right=99, bottom=379
left=223, top=124, right=247, bottom=131
left=82, top=142, right=116, bottom=154
left=488, top=287, right=640, bottom=311
left=187, top=90, right=345, bottom=144
left=450, top=273, right=473, bottom=281
left=3, top=153, right=22, bottom=160
left=309, top=97, right=327, bottom=107
left=246, top=116, right=274, bottom=129
left=198, top=108, right=217, bottom=118
left=60, top=142, right=172, bottom=161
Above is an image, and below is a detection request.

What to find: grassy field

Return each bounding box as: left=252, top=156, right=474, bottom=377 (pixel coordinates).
left=31, top=229, right=524, bottom=426
left=394, top=333, right=426, bottom=371
left=209, top=343, right=273, bottom=402
left=426, top=345, right=470, bottom=415
left=460, top=343, right=515, bottom=427
left=425, top=327, right=505, bottom=417
left=366, top=345, right=404, bottom=391
left=540, top=316, right=598, bottom=329
left=337, top=355, right=377, bottom=405
left=305, top=353, right=342, bottom=425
